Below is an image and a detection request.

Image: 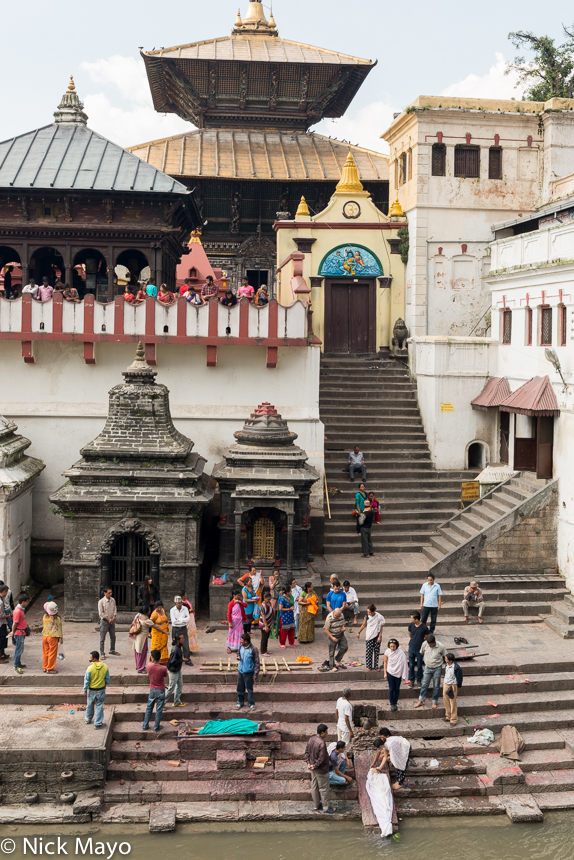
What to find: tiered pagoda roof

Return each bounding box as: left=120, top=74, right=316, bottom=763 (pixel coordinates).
left=141, top=0, right=376, bottom=132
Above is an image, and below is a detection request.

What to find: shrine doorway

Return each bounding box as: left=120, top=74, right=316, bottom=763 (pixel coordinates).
left=108, top=533, right=152, bottom=612
left=324, top=279, right=376, bottom=353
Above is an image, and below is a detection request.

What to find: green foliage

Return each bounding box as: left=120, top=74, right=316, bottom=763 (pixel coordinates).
left=397, top=226, right=410, bottom=265
left=507, top=28, right=574, bottom=100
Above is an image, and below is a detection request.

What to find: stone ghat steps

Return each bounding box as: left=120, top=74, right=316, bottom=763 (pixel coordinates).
left=103, top=778, right=358, bottom=805
left=320, top=601, right=552, bottom=620
left=108, top=672, right=574, bottom=717
left=95, top=800, right=362, bottom=824
left=385, top=706, right=574, bottom=739
left=319, top=575, right=566, bottom=593
left=319, top=586, right=567, bottom=604
left=395, top=769, right=574, bottom=800
left=107, top=757, right=331, bottom=783
left=396, top=793, right=574, bottom=817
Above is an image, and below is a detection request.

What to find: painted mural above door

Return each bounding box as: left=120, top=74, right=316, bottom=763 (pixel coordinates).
left=319, top=244, right=383, bottom=277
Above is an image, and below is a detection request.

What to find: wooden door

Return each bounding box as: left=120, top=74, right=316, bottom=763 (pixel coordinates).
left=110, top=533, right=151, bottom=611
left=324, top=280, right=376, bottom=353
left=537, top=416, right=554, bottom=479
left=514, top=415, right=537, bottom=472
left=500, top=412, right=510, bottom=464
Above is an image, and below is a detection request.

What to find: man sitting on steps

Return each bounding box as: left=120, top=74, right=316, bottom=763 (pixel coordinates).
left=348, top=446, right=366, bottom=483
left=462, top=581, right=485, bottom=624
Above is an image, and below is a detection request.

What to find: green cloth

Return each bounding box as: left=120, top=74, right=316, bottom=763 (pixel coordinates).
left=197, top=719, right=259, bottom=736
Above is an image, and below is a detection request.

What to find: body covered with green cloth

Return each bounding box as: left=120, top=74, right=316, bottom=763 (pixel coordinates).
left=196, top=719, right=260, bottom=735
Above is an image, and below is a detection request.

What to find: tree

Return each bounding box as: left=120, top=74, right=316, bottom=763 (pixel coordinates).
left=506, top=26, right=574, bottom=100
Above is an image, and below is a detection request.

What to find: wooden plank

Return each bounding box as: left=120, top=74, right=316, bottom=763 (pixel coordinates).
left=283, top=658, right=290, bottom=672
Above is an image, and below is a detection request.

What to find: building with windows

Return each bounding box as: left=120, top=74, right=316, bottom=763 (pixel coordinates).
left=0, top=78, right=201, bottom=302
left=383, top=95, right=574, bottom=338
left=127, top=0, right=389, bottom=292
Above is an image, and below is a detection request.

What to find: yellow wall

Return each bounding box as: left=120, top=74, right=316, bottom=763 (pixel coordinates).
left=276, top=189, right=406, bottom=351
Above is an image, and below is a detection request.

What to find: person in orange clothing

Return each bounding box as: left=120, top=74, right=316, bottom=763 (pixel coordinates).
left=42, top=600, right=63, bottom=674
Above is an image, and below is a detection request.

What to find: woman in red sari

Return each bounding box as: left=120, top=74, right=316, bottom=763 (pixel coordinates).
left=368, top=492, right=381, bottom=524
left=158, top=283, right=175, bottom=305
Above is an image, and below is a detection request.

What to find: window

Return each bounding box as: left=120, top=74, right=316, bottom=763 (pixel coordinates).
left=525, top=306, right=533, bottom=345
left=560, top=305, right=567, bottom=346
left=454, top=145, right=480, bottom=178
left=400, top=152, right=407, bottom=185
left=489, top=147, right=503, bottom=179
left=394, top=160, right=400, bottom=189
left=407, top=148, right=413, bottom=181
left=541, top=306, right=552, bottom=346
left=431, top=143, right=446, bottom=176
left=44, top=207, right=51, bottom=216
left=502, top=309, right=512, bottom=344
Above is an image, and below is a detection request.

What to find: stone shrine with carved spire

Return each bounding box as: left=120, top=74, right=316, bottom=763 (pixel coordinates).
left=50, top=344, right=214, bottom=621
left=212, top=401, right=318, bottom=604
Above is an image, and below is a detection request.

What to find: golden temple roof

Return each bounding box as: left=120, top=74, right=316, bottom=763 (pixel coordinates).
left=144, top=38, right=373, bottom=66
left=127, top=130, right=388, bottom=183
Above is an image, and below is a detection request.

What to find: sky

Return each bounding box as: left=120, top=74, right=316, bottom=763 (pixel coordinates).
left=2, top=0, right=574, bottom=153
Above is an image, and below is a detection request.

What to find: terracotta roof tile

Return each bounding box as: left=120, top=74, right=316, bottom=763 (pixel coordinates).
left=471, top=377, right=511, bottom=411
left=499, top=376, right=559, bottom=416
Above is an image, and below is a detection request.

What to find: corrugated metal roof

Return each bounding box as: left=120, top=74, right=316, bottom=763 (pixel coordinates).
left=471, top=377, right=511, bottom=411
left=145, top=37, right=373, bottom=66
left=499, top=376, right=559, bottom=416
left=127, top=130, right=388, bottom=182
left=0, top=123, right=190, bottom=194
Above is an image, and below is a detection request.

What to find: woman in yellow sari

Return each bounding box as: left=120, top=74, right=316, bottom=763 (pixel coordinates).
left=150, top=601, right=169, bottom=664
left=297, top=581, right=318, bottom=644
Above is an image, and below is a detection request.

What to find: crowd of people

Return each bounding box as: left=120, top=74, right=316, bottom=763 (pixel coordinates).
left=124, top=276, right=270, bottom=308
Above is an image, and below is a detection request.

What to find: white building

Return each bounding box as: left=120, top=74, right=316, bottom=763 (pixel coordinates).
left=383, top=96, right=574, bottom=339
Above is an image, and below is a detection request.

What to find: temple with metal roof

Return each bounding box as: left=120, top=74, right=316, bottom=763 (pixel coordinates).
left=0, top=78, right=201, bottom=299
left=128, top=0, right=389, bottom=290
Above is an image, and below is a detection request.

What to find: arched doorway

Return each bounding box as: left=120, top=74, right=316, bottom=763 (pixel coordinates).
left=115, top=250, right=150, bottom=295
left=29, top=247, right=65, bottom=286
left=467, top=441, right=489, bottom=470
left=109, top=533, right=152, bottom=611
left=0, top=247, right=22, bottom=299
left=73, top=249, right=108, bottom=300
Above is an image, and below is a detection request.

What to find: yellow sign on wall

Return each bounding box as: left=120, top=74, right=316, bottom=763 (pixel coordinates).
left=461, top=481, right=480, bottom=502
left=440, top=403, right=454, bottom=412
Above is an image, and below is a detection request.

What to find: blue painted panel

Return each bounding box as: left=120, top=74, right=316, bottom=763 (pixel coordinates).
left=319, top=244, right=382, bottom=277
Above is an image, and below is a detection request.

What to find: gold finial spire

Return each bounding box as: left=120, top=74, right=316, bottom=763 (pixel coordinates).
left=269, top=9, right=276, bottom=27
left=335, top=151, right=364, bottom=193
left=296, top=196, right=310, bottom=217
left=234, top=8, right=243, bottom=28
left=389, top=197, right=404, bottom=218
left=67, top=76, right=76, bottom=93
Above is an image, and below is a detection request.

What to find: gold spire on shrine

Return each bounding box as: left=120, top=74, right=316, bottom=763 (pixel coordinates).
left=232, top=0, right=279, bottom=36
left=54, top=75, right=88, bottom=125
left=335, top=151, right=364, bottom=193
left=67, top=76, right=76, bottom=93
left=296, top=196, right=310, bottom=217
left=389, top=197, right=404, bottom=217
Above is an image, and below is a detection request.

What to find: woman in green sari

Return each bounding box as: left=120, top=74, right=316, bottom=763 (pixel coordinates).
left=297, top=581, right=318, bottom=644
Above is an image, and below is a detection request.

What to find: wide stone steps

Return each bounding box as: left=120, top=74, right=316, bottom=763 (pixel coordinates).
left=103, top=778, right=358, bottom=804
left=319, top=587, right=567, bottom=607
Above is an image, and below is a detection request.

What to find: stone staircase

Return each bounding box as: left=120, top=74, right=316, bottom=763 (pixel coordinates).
left=422, top=473, right=557, bottom=575
left=99, top=663, right=574, bottom=822
left=320, top=355, right=476, bottom=554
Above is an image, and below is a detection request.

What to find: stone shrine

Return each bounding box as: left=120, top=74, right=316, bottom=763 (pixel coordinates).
left=212, top=402, right=319, bottom=582
left=0, top=416, right=44, bottom=596
left=50, top=344, right=214, bottom=620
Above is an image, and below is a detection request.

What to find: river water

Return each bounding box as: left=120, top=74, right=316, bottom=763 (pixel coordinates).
left=4, top=814, right=572, bottom=860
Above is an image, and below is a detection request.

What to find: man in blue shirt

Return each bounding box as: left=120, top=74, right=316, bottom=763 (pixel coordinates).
left=326, top=581, right=347, bottom=613
left=236, top=632, right=260, bottom=712
left=419, top=574, right=443, bottom=634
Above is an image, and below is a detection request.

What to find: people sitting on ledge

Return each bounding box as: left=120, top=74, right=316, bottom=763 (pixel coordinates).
left=135, top=283, right=148, bottom=303
left=38, top=277, right=54, bottom=302
left=237, top=277, right=255, bottom=301
left=146, top=281, right=158, bottom=298
left=253, top=285, right=269, bottom=307
left=185, top=285, right=206, bottom=306
left=62, top=284, right=81, bottom=303
left=179, top=277, right=191, bottom=297
left=201, top=275, right=218, bottom=300
left=54, top=278, right=66, bottom=295
left=123, top=286, right=143, bottom=305
left=22, top=279, right=39, bottom=299
left=157, top=283, right=176, bottom=305
left=220, top=289, right=238, bottom=307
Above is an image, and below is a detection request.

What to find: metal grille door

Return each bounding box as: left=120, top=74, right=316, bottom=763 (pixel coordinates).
left=253, top=518, right=275, bottom=559
left=110, top=534, right=151, bottom=611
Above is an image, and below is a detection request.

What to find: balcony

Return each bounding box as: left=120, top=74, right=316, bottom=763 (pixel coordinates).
left=1, top=295, right=316, bottom=367
left=491, top=220, right=574, bottom=273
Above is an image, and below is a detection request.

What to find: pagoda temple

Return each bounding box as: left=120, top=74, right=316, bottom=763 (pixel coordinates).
left=128, top=0, right=388, bottom=291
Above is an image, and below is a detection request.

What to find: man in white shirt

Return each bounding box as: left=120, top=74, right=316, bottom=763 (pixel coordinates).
left=290, top=577, right=303, bottom=638
left=348, top=446, right=366, bottom=483
left=335, top=687, right=354, bottom=744
left=97, top=588, right=120, bottom=659
left=170, top=596, right=192, bottom=665
left=342, top=580, right=360, bottom=625
left=22, top=280, right=39, bottom=299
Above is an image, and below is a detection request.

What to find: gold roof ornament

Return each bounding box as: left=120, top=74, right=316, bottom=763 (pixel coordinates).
left=233, top=0, right=278, bottom=35
left=296, top=196, right=310, bottom=217
left=54, top=76, right=88, bottom=125
left=388, top=197, right=404, bottom=217
left=335, top=151, right=364, bottom=193
left=67, top=76, right=76, bottom=93
left=234, top=8, right=243, bottom=28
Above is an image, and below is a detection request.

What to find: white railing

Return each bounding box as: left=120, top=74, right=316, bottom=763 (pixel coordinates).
left=491, top=220, right=574, bottom=272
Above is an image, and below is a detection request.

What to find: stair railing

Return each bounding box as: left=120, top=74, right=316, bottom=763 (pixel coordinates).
left=324, top=471, right=332, bottom=520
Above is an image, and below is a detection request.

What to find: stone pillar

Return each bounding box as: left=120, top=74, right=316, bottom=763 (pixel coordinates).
left=234, top=512, right=242, bottom=576
left=286, top=512, right=294, bottom=575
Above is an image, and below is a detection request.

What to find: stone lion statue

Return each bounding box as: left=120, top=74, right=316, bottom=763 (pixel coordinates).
left=392, top=318, right=409, bottom=351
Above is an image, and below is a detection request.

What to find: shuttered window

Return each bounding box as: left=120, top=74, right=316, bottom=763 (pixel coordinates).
left=431, top=143, right=446, bottom=176
left=489, top=147, right=502, bottom=179
left=454, top=145, right=480, bottom=178
left=560, top=305, right=567, bottom=346
left=541, top=306, right=552, bottom=346
left=400, top=152, right=407, bottom=185
left=525, top=306, right=533, bottom=346
left=502, top=309, right=512, bottom=344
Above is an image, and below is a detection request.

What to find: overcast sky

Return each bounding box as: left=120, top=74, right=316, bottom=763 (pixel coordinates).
left=3, top=0, right=573, bottom=152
